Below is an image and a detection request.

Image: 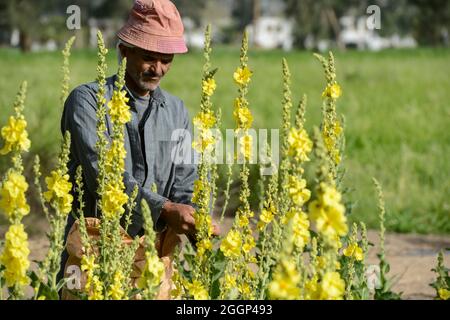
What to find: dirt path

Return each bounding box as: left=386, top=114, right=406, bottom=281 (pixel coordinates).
left=2, top=220, right=449, bottom=300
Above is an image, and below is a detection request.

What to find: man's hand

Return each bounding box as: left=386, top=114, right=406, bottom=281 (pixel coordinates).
left=160, top=201, right=196, bottom=236
left=160, top=201, right=221, bottom=237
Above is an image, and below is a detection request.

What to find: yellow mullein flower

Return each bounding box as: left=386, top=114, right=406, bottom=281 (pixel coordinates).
left=242, top=235, right=255, bottom=254
left=138, top=252, right=165, bottom=290
left=291, top=211, right=310, bottom=250
left=238, top=282, right=252, bottom=297
left=320, top=182, right=342, bottom=207
left=202, top=78, right=216, bottom=96
left=233, top=66, right=252, bottom=86
left=193, top=110, right=216, bottom=130
left=108, top=270, right=126, bottom=300
left=322, top=83, right=342, bottom=100
left=343, top=243, right=364, bottom=261
left=192, top=129, right=216, bottom=153
left=191, top=180, right=203, bottom=205
left=220, top=229, right=242, bottom=258
left=319, top=271, right=345, bottom=300
left=90, top=276, right=104, bottom=300
left=309, top=199, right=348, bottom=239
left=223, top=274, right=237, bottom=291
left=257, top=206, right=275, bottom=230
left=268, top=260, right=301, bottom=300
left=0, top=116, right=31, bottom=155
left=186, top=280, right=209, bottom=300
left=288, top=176, right=311, bottom=206
left=233, top=105, right=253, bottom=129
left=0, top=223, right=30, bottom=287
left=105, top=140, right=127, bottom=172
left=304, top=275, right=320, bottom=300
left=0, top=170, right=30, bottom=219
left=44, top=170, right=73, bottom=215
left=101, top=182, right=128, bottom=219
left=238, top=134, right=253, bottom=160
left=196, top=238, right=213, bottom=257
left=288, top=127, right=313, bottom=162
left=309, top=183, right=348, bottom=240
left=108, top=90, right=131, bottom=125
left=438, top=288, right=450, bottom=300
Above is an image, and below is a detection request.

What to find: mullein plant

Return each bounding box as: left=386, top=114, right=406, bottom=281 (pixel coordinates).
left=77, top=31, right=141, bottom=300
left=430, top=250, right=450, bottom=300
left=372, top=178, right=401, bottom=300
left=219, top=32, right=257, bottom=300
left=31, top=37, right=76, bottom=300
left=339, top=221, right=370, bottom=300
left=314, top=52, right=344, bottom=184
left=0, top=81, right=31, bottom=299
left=137, top=200, right=165, bottom=299
left=182, top=24, right=218, bottom=300
left=257, top=61, right=313, bottom=299
left=305, top=128, right=347, bottom=300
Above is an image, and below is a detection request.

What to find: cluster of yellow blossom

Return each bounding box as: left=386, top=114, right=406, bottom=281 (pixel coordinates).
left=309, top=183, right=348, bottom=241
left=343, top=243, right=364, bottom=261
left=322, top=83, right=342, bottom=100
left=288, top=210, right=310, bottom=250
left=44, top=170, right=73, bottom=215
left=288, top=176, right=311, bottom=206
left=0, top=116, right=31, bottom=155
left=192, top=110, right=217, bottom=153
left=233, top=66, right=252, bottom=86
left=185, top=279, right=209, bottom=300
left=238, top=134, right=253, bottom=160
left=202, top=78, right=217, bottom=97
left=108, top=270, right=126, bottom=300
left=257, top=204, right=276, bottom=230
left=81, top=254, right=104, bottom=300
left=233, top=98, right=253, bottom=129
left=101, top=182, right=128, bottom=220
left=268, top=260, right=301, bottom=299
left=0, top=223, right=30, bottom=287
left=0, top=170, right=30, bottom=220
left=287, top=127, right=313, bottom=162
left=304, top=271, right=345, bottom=300
left=107, top=89, right=131, bottom=125
left=319, top=271, right=345, bottom=300
left=438, top=288, right=450, bottom=300
left=220, top=229, right=242, bottom=258
left=323, top=120, right=343, bottom=165
left=105, top=140, right=127, bottom=173
left=139, top=251, right=164, bottom=289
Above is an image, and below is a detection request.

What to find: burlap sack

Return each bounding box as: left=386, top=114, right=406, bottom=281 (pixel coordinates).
left=61, top=217, right=181, bottom=300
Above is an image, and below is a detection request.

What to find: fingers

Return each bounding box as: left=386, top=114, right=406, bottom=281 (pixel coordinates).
left=212, top=222, right=221, bottom=236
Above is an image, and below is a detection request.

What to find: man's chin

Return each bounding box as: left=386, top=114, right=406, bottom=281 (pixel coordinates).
left=139, top=81, right=160, bottom=92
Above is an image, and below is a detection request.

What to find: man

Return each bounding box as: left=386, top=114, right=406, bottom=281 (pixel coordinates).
left=58, top=0, right=215, bottom=295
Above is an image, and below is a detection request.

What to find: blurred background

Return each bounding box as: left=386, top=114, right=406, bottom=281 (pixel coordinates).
left=0, top=0, right=449, bottom=235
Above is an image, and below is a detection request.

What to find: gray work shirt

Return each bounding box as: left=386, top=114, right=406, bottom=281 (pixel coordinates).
left=61, top=74, right=198, bottom=237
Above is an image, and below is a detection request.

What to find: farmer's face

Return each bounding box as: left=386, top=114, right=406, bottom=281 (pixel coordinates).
left=120, top=45, right=173, bottom=94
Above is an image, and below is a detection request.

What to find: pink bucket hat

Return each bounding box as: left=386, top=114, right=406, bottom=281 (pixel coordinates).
left=117, top=0, right=188, bottom=54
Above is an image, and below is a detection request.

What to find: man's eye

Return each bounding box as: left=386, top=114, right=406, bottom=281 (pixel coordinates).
left=143, top=56, right=157, bottom=62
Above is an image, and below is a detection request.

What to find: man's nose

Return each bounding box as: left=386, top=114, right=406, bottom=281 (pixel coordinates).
left=150, top=60, right=163, bottom=75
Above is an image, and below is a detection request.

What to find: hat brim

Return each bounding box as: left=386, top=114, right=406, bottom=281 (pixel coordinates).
left=117, top=25, right=188, bottom=54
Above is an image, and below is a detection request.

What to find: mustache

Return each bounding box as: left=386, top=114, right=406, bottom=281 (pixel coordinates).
left=142, top=71, right=161, bottom=78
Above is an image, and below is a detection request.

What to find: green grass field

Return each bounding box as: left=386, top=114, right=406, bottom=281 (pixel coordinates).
left=0, top=47, right=449, bottom=234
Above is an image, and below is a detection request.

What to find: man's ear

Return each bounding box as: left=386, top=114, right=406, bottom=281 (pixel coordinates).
left=118, top=44, right=129, bottom=60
